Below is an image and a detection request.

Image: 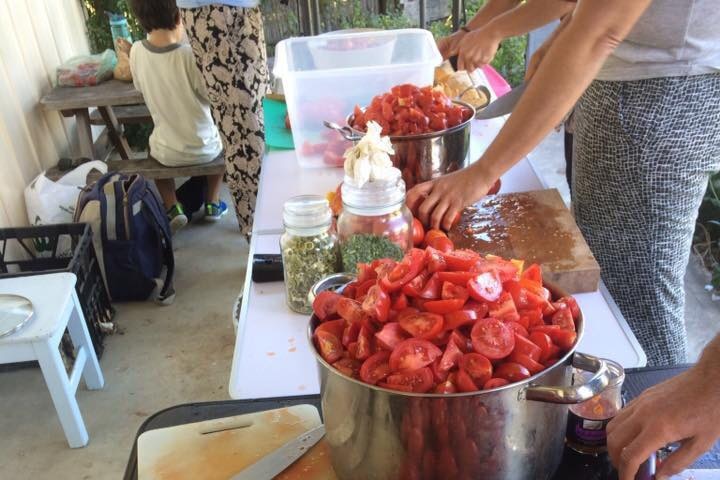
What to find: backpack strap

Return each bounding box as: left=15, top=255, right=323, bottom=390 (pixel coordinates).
left=139, top=181, right=175, bottom=303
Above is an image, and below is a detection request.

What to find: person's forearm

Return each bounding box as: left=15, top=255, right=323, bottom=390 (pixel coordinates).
left=471, top=0, right=652, bottom=181
left=466, top=0, right=520, bottom=30
left=484, top=0, right=575, bottom=41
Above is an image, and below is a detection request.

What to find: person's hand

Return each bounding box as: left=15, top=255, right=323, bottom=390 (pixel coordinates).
left=407, top=164, right=495, bottom=231
left=456, top=28, right=502, bottom=73
left=437, top=31, right=467, bottom=60
left=606, top=365, right=720, bottom=480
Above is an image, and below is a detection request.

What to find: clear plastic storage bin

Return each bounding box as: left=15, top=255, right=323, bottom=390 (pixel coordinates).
left=273, top=29, right=442, bottom=169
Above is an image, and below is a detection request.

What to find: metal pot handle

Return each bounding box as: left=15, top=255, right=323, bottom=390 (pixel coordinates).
left=520, top=352, right=611, bottom=404
left=324, top=120, right=362, bottom=142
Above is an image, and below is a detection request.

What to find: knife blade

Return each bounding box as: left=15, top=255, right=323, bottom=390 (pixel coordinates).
left=475, top=82, right=527, bottom=120
left=669, top=469, right=720, bottom=479
left=229, top=425, right=325, bottom=480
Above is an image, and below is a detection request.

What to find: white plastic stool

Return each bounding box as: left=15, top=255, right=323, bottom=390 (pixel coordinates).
left=0, top=272, right=104, bottom=448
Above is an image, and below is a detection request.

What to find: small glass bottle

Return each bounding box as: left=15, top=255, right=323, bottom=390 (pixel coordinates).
left=281, top=195, right=340, bottom=314
left=566, top=359, right=625, bottom=455
left=336, top=172, right=413, bottom=273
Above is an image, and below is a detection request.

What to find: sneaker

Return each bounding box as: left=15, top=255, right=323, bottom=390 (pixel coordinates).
left=167, top=204, right=188, bottom=234
left=205, top=200, right=228, bottom=222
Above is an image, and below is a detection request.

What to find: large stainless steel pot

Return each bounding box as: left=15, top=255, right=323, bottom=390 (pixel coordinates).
left=308, top=274, right=611, bottom=480
left=324, top=100, right=476, bottom=189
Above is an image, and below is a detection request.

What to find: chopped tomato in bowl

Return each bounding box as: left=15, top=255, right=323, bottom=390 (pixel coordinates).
left=308, top=246, right=583, bottom=396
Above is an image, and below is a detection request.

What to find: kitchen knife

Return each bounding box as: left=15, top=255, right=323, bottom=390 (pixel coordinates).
left=475, top=82, right=527, bottom=120
left=228, top=424, right=325, bottom=480
left=669, top=470, right=720, bottom=479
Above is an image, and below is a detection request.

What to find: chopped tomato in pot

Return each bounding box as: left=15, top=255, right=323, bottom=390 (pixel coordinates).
left=426, top=247, right=447, bottom=273
left=508, top=352, right=545, bottom=375
left=435, top=380, right=457, bottom=394
left=449, top=329, right=473, bottom=353
left=483, top=377, right=510, bottom=390
left=551, top=307, right=576, bottom=332
left=494, top=362, right=531, bottom=383
left=459, top=353, right=493, bottom=386
left=424, top=298, right=466, bottom=314
left=419, top=273, right=442, bottom=300
left=389, top=338, right=442, bottom=372
left=438, top=339, right=464, bottom=372
left=333, top=357, right=361, bottom=377
left=467, top=271, right=502, bottom=302
left=441, top=282, right=469, bottom=302
left=488, top=292, right=519, bottom=322
left=337, top=297, right=369, bottom=324
left=443, top=309, right=478, bottom=331
left=362, top=285, right=391, bottom=322
left=315, top=330, right=343, bottom=363
left=456, top=368, right=478, bottom=393
left=386, top=367, right=434, bottom=393
left=315, top=318, right=346, bottom=340
left=399, top=311, right=444, bottom=340
left=375, top=322, right=408, bottom=351
left=342, top=322, right=360, bottom=347
left=379, top=249, right=425, bottom=292
left=360, top=351, right=391, bottom=385
left=355, top=326, right=374, bottom=361
left=529, top=331, right=553, bottom=362
left=443, top=249, right=481, bottom=271
left=312, top=290, right=342, bottom=321
left=471, top=318, right=515, bottom=360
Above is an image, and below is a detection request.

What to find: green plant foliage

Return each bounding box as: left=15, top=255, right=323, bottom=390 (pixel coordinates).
left=84, top=0, right=144, bottom=53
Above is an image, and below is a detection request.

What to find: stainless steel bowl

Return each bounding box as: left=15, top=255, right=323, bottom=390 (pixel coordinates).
left=325, top=100, right=476, bottom=189
left=308, top=277, right=611, bottom=480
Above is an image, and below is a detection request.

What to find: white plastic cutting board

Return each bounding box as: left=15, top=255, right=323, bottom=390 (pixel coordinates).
left=137, top=405, right=336, bottom=480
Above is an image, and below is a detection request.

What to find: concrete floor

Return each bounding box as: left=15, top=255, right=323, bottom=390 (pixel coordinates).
left=0, top=189, right=246, bottom=479
left=1, top=134, right=718, bottom=479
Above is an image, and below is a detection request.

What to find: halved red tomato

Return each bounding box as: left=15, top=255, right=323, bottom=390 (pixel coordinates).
left=443, top=309, right=477, bottom=331
left=389, top=339, right=442, bottom=372
left=379, top=249, right=425, bottom=292
left=449, top=329, right=472, bottom=353
left=419, top=273, right=442, bottom=299
left=530, top=325, right=577, bottom=351
left=342, top=282, right=358, bottom=299
left=315, top=318, right=346, bottom=341
left=470, top=318, right=515, bottom=360
left=399, top=311, right=444, bottom=339
left=342, top=322, right=360, bottom=347
left=467, top=271, right=502, bottom=302
left=428, top=236, right=454, bottom=253
left=402, top=272, right=429, bottom=298
left=431, top=358, right=450, bottom=383
left=362, top=285, right=391, bottom=322
left=333, top=357, right=360, bottom=378
left=506, top=321, right=529, bottom=338
left=459, top=353, right=493, bottom=386
left=392, top=293, right=409, bottom=311
left=442, top=249, right=481, bottom=271
left=379, top=381, right=414, bottom=393
left=312, top=291, right=342, bottom=321
left=337, top=297, right=369, bottom=324
left=557, top=296, right=581, bottom=320
left=412, top=218, right=425, bottom=247
left=441, top=282, right=469, bottom=302
left=513, top=333, right=542, bottom=361
left=551, top=307, right=576, bottom=332
left=483, top=377, right=510, bottom=390
left=435, top=380, right=457, bottom=394
left=355, top=279, right=376, bottom=300
left=456, top=368, right=478, bottom=393
left=465, top=300, right=489, bottom=318
left=488, top=292, right=519, bottom=322
left=315, top=330, right=343, bottom=363
left=360, top=351, right=391, bottom=385
left=508, top=352, right=545, bottom=375
left=437, top=271, right=475, bottom=285
left=423, top=299, right=465, bottom=314
left=517, top=307, right=543, bottom=329
left=356, top=263, right=377, bottom=284
left=355, top=326, right=373, bottom=361
left=438, top=338, right=464, bottom=372
left=529, top=331, right=553, bottom=362
left=426, top=247, right=447, bottom=273
left=495, top=362, right=532, bottom=382
left=375, top=322, right=408, bottom=351
left=386, top=367, right=434, bottom=393
left=476, top=255, right=520, bottom=282
left=424, top=229, right=447, bottom=246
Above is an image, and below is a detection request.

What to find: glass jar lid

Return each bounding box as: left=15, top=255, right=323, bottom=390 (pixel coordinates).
left=341, top=170, right=406, bottom=215
left=283, top=195, right=332, bottom=230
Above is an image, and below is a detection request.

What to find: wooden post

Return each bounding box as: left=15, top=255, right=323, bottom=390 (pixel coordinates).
left=97, top=106, right=132, bottom=160
left=64, top=109, right=95, bottom=160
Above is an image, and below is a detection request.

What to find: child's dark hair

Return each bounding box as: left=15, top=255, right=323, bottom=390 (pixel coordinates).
left=128, top=0, right=180, bottom=32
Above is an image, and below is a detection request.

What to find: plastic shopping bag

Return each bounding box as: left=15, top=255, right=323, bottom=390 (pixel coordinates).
left=57, top=50, right=117, bottom=87
left=24, top=161, right=107, bottom=256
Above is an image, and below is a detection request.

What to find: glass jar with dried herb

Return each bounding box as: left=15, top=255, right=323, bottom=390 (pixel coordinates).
left=281, top=195, right=340, bottom=314
left=337, top=171, right=413, bottom=273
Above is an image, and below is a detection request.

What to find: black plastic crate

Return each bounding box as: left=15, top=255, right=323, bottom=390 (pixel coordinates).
left=0, top=223, right=114, bottom=357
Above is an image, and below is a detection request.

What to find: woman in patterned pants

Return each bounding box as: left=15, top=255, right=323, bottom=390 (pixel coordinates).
left=408, top=0, right=720, bottom=366
left=178, top=2, right=269, bottom=239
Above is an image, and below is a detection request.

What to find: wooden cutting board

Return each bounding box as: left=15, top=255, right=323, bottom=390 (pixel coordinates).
left=448, top=189, right=600, bottom=293
left=138, top=405, right=337, bottom=480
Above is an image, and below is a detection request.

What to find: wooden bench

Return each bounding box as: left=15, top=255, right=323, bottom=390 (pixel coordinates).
left=45, top=155, right=225, bottom=182
left=89, top=104, right=152, bottom=126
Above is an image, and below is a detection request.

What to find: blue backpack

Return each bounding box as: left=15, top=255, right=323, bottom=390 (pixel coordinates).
left=74, top=172, right=175, bottom=304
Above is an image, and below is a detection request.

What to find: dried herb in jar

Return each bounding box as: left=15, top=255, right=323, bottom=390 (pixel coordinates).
left=340, top=234, right=404, bottom=273
left=282, top=232, right=340, bottom=314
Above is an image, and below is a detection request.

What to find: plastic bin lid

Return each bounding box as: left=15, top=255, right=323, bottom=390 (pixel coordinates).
left=273, top=28, right=441, bottom=78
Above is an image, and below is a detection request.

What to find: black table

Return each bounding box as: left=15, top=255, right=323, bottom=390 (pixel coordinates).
left=124, top=365, right=720, bottom=480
